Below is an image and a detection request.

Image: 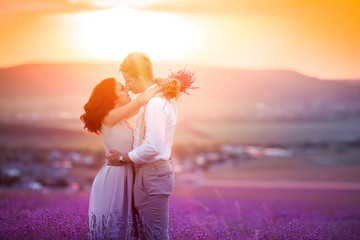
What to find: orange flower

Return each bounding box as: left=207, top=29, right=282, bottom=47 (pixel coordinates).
left=159, top=67, right=198, bottom=101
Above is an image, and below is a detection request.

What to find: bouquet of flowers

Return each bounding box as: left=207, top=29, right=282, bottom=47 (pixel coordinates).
left=157, top=67, right=198, bottom=101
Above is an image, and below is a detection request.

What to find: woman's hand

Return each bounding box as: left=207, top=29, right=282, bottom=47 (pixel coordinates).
left=156, top=77, right=180, bottom=88
left=155, top=77, right=170, bottom=86
left=136, top=83, right=163, bottom=105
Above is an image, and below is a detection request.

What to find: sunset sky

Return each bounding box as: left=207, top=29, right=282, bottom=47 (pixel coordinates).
left=0, top=0, right=359, bottom=79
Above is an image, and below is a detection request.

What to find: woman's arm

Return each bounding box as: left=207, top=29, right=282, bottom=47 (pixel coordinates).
left=103, top=85, right=162, bottom=127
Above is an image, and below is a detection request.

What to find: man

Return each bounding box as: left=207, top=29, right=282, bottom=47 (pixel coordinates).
left=107, top=52, right=176, bottom=240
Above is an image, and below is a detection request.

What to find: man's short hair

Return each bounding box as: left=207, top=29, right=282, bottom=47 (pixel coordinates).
left=119, top=52, right=154, bottom=81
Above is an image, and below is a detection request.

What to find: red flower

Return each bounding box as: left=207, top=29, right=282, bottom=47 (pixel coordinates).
left=159, top=67, right=198, bottom=101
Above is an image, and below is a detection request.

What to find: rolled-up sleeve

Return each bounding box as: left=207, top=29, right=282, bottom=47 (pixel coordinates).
left=128, top=98, right=166, bottom=164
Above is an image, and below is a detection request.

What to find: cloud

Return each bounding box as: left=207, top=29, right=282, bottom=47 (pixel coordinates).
left=141, top=0, right=360, bottom=17
left=0, top=0, right=107, bottom=15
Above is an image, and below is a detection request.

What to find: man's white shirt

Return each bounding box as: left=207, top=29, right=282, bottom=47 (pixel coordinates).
left=128, top=85, right=177, bottom=165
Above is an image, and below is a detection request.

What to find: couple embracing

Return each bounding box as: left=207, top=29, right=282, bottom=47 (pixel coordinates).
left=81, top=52, right=177, bottom=239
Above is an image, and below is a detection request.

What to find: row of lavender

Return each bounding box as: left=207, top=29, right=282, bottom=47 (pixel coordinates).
left=1, top=190, right=359, bottom=239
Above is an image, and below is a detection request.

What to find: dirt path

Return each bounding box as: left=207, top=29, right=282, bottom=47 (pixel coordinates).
left=202, top=179, right=360, bottom=190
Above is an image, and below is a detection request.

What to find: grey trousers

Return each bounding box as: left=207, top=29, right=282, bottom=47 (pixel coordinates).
left=134, top=160, right=175, bottom=240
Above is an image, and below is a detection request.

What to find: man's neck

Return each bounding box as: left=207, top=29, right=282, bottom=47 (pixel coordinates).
left=140, top=81, right=155, bottom=92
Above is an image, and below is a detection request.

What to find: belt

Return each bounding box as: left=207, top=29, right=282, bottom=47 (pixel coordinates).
left=134, top=159, right=172, bottom=172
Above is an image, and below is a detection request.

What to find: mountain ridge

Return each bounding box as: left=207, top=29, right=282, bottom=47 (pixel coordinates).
left=1, top=63, right=360, bottom=119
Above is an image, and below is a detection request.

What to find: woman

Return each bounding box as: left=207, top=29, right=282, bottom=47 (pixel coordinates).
left=80, top=77, right=162, bottom=239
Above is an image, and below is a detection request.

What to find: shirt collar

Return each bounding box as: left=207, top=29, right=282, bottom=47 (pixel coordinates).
left=145, top=84, right=157, bottom=91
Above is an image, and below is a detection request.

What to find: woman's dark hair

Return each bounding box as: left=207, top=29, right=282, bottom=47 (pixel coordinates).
left=80, top=78, right=117, bottom=135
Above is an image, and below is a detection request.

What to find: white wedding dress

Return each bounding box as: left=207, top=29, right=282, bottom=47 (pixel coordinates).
left=88, top=121, right=134, bottom=239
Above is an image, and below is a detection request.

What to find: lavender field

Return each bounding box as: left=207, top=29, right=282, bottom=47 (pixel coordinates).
left=1, top=122, right=360, bottom=239
left=1, top=186, right=360, bottom=240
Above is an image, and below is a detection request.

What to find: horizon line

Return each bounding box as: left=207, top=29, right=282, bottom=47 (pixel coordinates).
left=0, top=60, right=359, bottom=81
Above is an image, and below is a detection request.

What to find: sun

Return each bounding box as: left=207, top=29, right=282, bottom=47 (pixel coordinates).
left=63, top=7, right=199, bottom=62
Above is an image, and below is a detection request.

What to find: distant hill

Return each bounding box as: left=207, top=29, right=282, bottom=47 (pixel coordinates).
left=0, top=63, right=118, bottom=97
left=1, top=63, right=360, bottom=120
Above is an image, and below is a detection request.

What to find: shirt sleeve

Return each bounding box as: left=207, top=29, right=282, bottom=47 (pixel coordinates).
left=128, top=97, right=166, bottom=164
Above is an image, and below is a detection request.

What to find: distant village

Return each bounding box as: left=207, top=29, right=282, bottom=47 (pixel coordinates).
left=189, top=100, right=360, bottom=122
left=1, top=97, right=360, bottom=192
left=1, top=138, right=357, bottom=192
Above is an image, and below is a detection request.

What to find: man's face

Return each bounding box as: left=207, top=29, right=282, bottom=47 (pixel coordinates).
left=122, top=72, right=141, bottom=94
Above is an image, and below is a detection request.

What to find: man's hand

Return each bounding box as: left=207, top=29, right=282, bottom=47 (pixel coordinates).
left=106, top=150, right=124, bottom=166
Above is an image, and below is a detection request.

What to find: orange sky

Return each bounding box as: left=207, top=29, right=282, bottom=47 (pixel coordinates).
left=0, top=0, right=359, bottom=79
